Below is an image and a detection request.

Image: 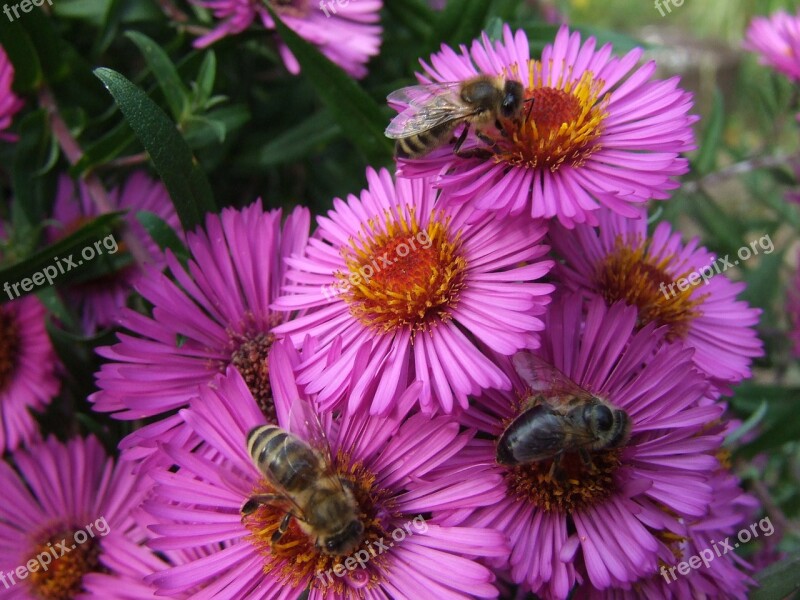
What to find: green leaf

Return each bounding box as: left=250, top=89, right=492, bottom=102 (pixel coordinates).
left=724, top=401, right=767, bottom=447
left=136, top=210, right=189, bottom=263
left=740, top=245, right=784, bottom=309
left=730, top=383, right=800, bottom=456
left=0, top=212, right=124, bottom=303
left=11, top=110, right=56, bottom=237
left=265, top=6, right=393, bottom=164
left=94, top=0, right=127, bottom=54
left=71, top=120, right=136, bottom=176
left=384, top=0, right=434, bottom=40
left=237, top=110, right=341, bottom=169
left=93, top=67, right=217, bottom=231
left=125, top=31, right=189, bottom=122
left=16, top=8, right=70, bottom=83
left=751, top=552, right=800, bottom=600
left=430, top=0, right=491, bottom=51
left=693, top=89, right=724, bottom=175
left=193, top=51, right=217, bottom=111
left=0, top=16, right=42, bottom=92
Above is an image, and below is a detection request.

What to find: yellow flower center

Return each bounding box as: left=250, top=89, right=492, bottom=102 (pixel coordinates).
left=595, top=237, right=706, bottom=340
left=491, top=63, right=608, bottom=171
left=0, top=307, right=20, bottom=394
left=28, top=530, right=102, bottom=600
left=243, top=460, right=394, bottom=594
left=337, top=208, right=467, bottom=334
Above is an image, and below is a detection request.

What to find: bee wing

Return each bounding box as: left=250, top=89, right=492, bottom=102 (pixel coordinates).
left=512, top=352, right=596, bottom=402
left=385, top=82, right=477, bottom=138
left=284, top=394, right=345, bottom=492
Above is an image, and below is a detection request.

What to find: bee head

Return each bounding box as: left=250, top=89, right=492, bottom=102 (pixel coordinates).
left=587, top=402, right=631, bottom=448
left=319, top=519, right=365, bottom=556
left=501, top=80, right=525, bottom=118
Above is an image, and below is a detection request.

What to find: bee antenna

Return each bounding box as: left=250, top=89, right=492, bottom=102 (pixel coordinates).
left=524, top=96, right=535, bottom=123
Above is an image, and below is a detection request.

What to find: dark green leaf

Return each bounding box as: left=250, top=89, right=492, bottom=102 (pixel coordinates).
left=11, top=110, right=55, bottom=237
left=0, top=17, right=42, bottom=92
left=0, top=212, right=124, bottom=303
left=93, top=67, right=217, bottom=231
left=693, top=89, right=724, bottom=175
left=384, top=0, right=434, bottom=40
left=751, top=552, right=800, bottom=600
left=71, top=120, right=137, bottom=176
left=193, top=51, right=217, bottom=110
left=17, top=8, right=70, bottom=83
left=125, top=31, right=189, bottom=121
left=740, top=246, right=784, bottom=309
left=136, top=210, right=189, bottom=263
left=94, top=0, right=127, bottom=54
left=266, top=6, right=393, bottom=164
left=730, top=383, right=800, bottom=456
left=237, top=110, right=340, bottom=169
left=429, top=0, right=491, bottom=52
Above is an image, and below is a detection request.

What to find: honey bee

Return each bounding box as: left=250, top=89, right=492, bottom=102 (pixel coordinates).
left=385, top=74, right=527, bottom=158
left=496, top=352, right=631, bottom=469
left=242, top=424, right=364, bottom=556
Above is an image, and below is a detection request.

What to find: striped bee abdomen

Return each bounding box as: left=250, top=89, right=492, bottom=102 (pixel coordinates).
left=247, top=425, right=322, bottom=492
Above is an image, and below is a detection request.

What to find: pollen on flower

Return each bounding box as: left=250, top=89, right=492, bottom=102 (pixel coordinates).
left=231, top=332, right=276, bottom=422
left=0, top=307, right=20, bottom=393
left=242, top=458, right=394, bottom=595
left=337, top=207, right=467, bottom=334
left=595, top=236, right=706, bottom=340
left=499, top=392, right=622, bottom=513
left=28, top=530, right=101, bottom=600
left=504, top=448, right=622, bottom=513
left=491, top=64, right=608, bottom=171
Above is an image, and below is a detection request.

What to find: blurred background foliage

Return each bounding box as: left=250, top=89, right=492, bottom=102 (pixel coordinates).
left=1, top=0, right=800, bottom=596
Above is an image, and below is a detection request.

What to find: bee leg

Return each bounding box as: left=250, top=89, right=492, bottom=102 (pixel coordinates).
left=241, top=493, right=283, bottom=517
left=547, top=453, right=564, bottom=479
left=271, top=512, right=294, bottom=544
left=452, top=122, right=472, bottom=155
left=578, top=448, right=594, bottom=468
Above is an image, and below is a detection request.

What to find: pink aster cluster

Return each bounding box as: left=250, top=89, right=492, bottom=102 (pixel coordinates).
left=188, top=0, right=382, bottom=78
left=0, top=45, right=23, bottom=141
left=745, top=9, right=800, bottom=82
left=2, top=23, right=771, bottom=600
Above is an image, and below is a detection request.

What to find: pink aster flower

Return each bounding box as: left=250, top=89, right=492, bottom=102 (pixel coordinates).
left=0, top=296, right=59, bottom=451
left=190, top=0, right=382, bottom=78
left=143, top=341, right=508, bottom=598
left=0, top=45, right=23, bottom=141
left=744, top=10, right=800, bottom=81
left=90, top=201, right=309, bottom=455
left=391, top=25, right=696, bottom=227
left=46, top=171, right=182, bottom=334
left=549, top=209, right=764, bottom=387
left=443, top=295, right=726, bottom=598
left=273, top=167, right=554, bottom=415
left=578, top=471, right=757, bottom=599
left=0, top=436, right=156, bottom=599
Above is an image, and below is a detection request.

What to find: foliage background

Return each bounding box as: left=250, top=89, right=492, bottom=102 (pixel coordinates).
left=1, top=0, right=800, bottom=597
